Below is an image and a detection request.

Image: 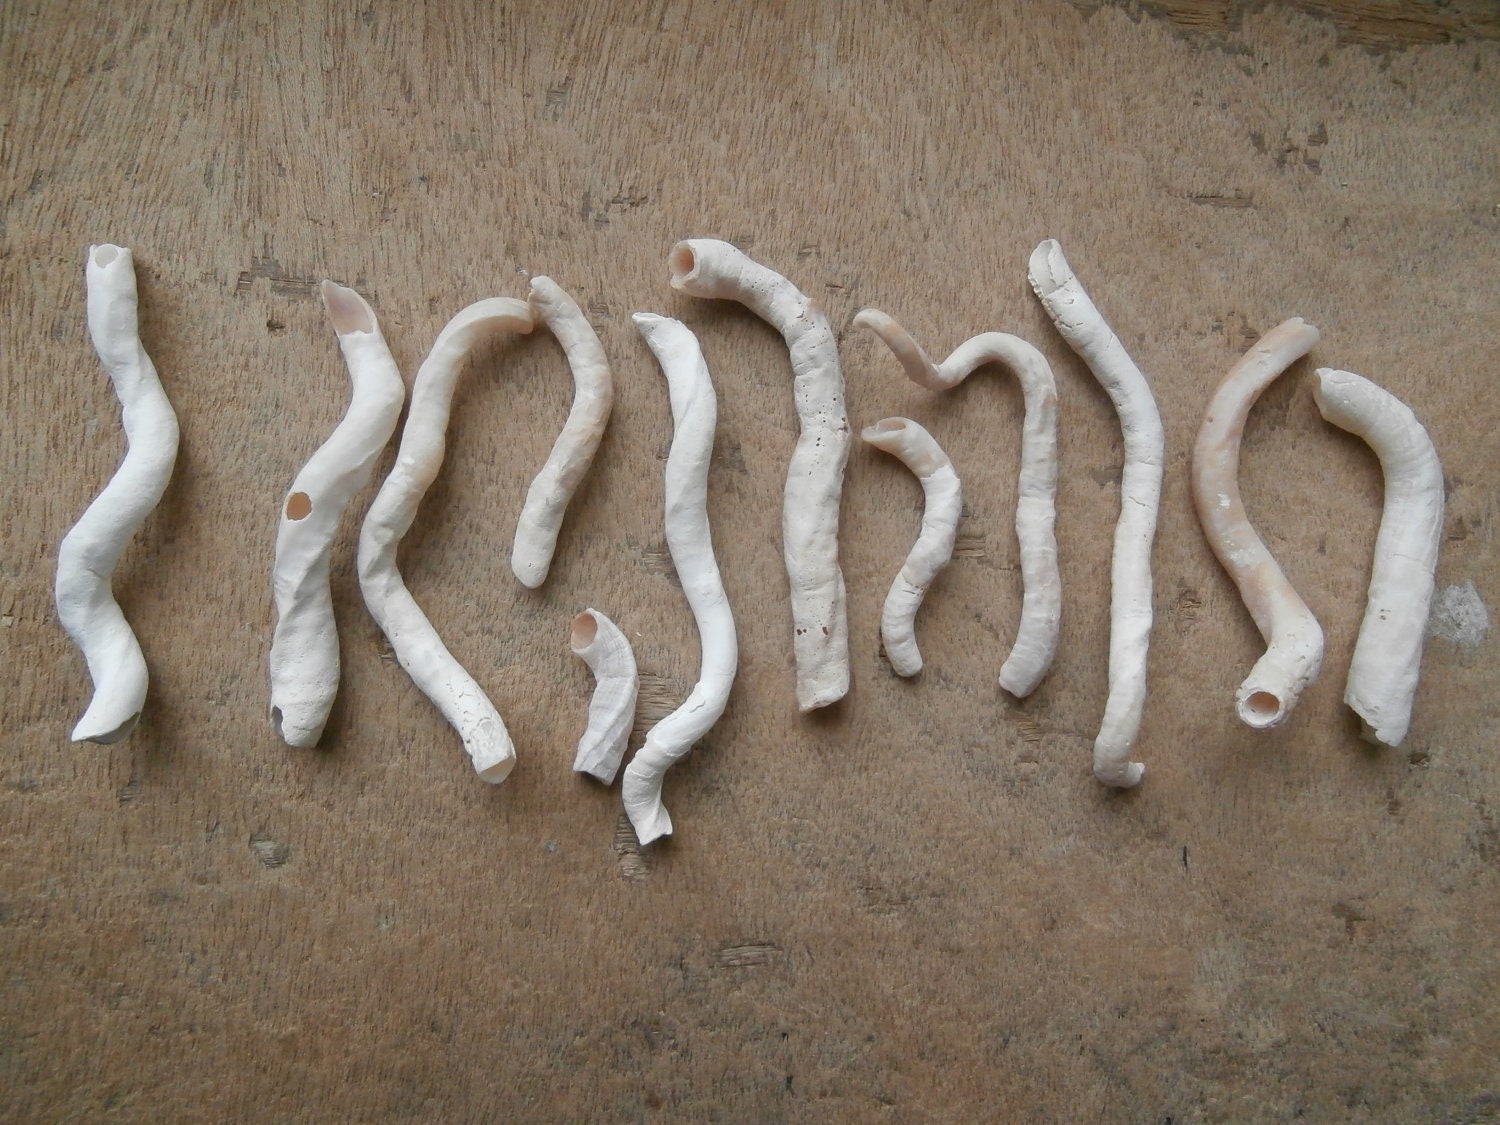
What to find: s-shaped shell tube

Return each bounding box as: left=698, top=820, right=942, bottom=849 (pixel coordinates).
left=623, top=313, right=738, bottom=845
left=55, top=245, right=180, bottom=744
left=1192, top=318, right=1324, bottom=730
left=570, top=608, right=638, bottom=783
left=358, top=297, right=535, bottom=782
left=1313, top=368, right=1444, bottom=747
left=269, top=282, right=406, bottom=747
left=668, top=239, right=848, bottom=712
left=853, top=310, right=1061, bottom=695
left=511, top=277, right=613, bottom=588
left=861, top=419, right=962, bottom=677
left=1028, top=240, right=1163, bottom=789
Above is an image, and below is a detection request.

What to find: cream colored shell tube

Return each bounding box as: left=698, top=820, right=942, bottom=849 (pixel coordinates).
left=668, top=239, right=848, bottom=712
left=853, top=310, right=1061, bottom=696
left=1028, top=240, right=1162, bottom=788
left=55, top=245, right=180, bottom=744
left=1192, top=318, right=1324, bottom=730
left=569, top=608, right=638, bottom=783
left=623, top=313, right=738, bottom=845
left=358, top=297, right=535, bottom=782
left=269, top=283, right=405, bottom=747
left=1314, top=368, right=1444, bottom=747
left=861, top=419, right=962, bottom=677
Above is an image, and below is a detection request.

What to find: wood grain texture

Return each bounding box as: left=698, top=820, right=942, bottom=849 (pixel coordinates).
left=2, top=1, right=1497, bottom=1120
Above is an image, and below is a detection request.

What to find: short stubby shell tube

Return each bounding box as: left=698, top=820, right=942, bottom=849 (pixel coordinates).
left=861, top=418, right=962, bottom=677
left=668, top=238, right=848, bottom=712
left=1029, top=239, right=1163, bottom=789
left=358, top=297, right=536, bottom=782
left=623, top=313, right=738, bottom=845
left=1191, top=318, right=1324, bottom=730
left=853, top=309, right=1061, bottom=696
left=570, top=608, right=638, bottom=784
left=269, top=282, right=406, bottom=747
left=1314, top=368, right=1444, bottom=747
left=55, top=244, right=180, bottom=744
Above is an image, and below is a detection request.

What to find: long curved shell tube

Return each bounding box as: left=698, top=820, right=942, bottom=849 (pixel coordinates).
left=1313, top=368, right=1444, bottom=747
left=1192, top=318, right=1324, bottom=730
left=668, top=239, right=848, bottom=712
left=861, top=418, right=962, bottom=677
left=511, top=277, right=613, bottom=588
left=54, top=244, right=180, bottom=744
left=357, top=297, right=536, bottom=782
left=570, top=608, right=638, bottom=783
left=269, top=282, right=406, bottom=747
left=853, top=309, right=1061, bottom=695
left=1028, top=240, right=1163, bottom=788
left=623, top=313, right=738, bottom=845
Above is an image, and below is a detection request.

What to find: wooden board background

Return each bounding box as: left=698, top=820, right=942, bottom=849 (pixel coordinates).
left=3, top=1, right=1498, bottom=1120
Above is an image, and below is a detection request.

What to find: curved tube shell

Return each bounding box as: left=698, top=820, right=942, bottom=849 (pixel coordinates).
left=358, top=297, right=535, bottom=782
left=853, top=309, right=1061, bottom=695
left=623, top=313, right=738, bottom=844
left=669, top=238, right=848, bottom=712
left=570, top=608, right=638, bottom=783
left=1192, top=318, right=1324, bottom=730
left=1314, top=368, right=1444, bottom=747
left=55, top=244, right=180, bottom=743
left=1028, top=239, right=1162, bottom=788
left=511, top=277, right=613, bottom=588
left=269, top=282, right=406, bottom=747
left=861, top=418, right=962, bottom=677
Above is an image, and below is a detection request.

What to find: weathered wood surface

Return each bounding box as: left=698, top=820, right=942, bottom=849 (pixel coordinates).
left=2, top=1, right=1497, bottom=1120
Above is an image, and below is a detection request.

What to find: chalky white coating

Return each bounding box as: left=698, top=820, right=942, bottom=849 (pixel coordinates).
left=669, top=238, right=848, bottom=712
left=570, top=608, right=638, bottom=783
left=1028, top=239, right=1162, bottom=788
left=55, top=244, right=180, bottom=744
left=623, top=313, right=738, bottom=844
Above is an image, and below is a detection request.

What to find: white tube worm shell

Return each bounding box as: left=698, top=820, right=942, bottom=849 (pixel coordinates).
left=269, top=282, right=406, bottom=747
left=1028, top=239, right=1162, bottom=788
left=1192, top=318, right=1324, bottom=730
left=54, top=244, right=180, bottom=744
left=623, top=313, right=738, bottom=845
left=853, top=309, right=1061, bottom=696
left=1314, top=367, right=1444, bottom=747
left=668, top=238, right=848, bottom=712
left=570, top=608, right=638, bottom=783
left=861, top=418, right=962, bottom=678
left=358, top=297, right=536, bottom=782
left=511, top=277, right=613, bottom=589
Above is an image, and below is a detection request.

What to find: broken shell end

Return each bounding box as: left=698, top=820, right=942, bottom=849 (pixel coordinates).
left=667, top=241, right=699, bottom=290
left=71, top=707, right=141, bottom=745
left=1094, top=759, right=1145, bottom=789
left=570, top=611, right=599, bottom=652
left=1237, top=689, right=1288, bottom=730
left=473, top=753, right=516, bottom=785
left=1026, top=238, right=1073, bottom=299
left=320, top=280, right=375, bottom=335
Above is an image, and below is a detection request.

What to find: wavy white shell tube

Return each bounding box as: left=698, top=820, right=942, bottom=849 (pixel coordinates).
left=511, top=277, right=613, bottom=588
left=55, top=244, right=180, bottom=744
left=1192, top=318, right=1324, bottom=730
left=669, top=239, right=848, bottom=712
left=853, top=309, right=1061, bottom=695
left=358, top=297, right=535, bottom=782
left=1028, top=239, right=1162, bottom=788
left=269, top=282, right=406, bottom=747
left=1314, top=368, right=1444, bottom=747
left=623, top=313, right=738, bottom=845
left=570, top=608, right=638, bottom=783
left=861, top=418, right=962, bottom=677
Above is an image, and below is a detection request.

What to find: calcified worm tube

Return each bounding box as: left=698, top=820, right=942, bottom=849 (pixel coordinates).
left=1192, top=318, right=1324, bottom=730
left=268, top=283, right=406, bottom=747
left=853, top=310, right=1061, bottom=695
left=1314, top=368, right=1444, bottom=747
left=511, top=277, right=613, bottom=588
left=1028, top=239, right=1163, bottom=788
left=55, top=245, right=180, bottom=744
left=358, top=297, right=535, bottom=782
left=861, top=418, right=962, bottom=678
left=623, top=313, right=738, bottom=844
left=668, top=239, right=847, bottom=712
left=569, top=608, right=638, bottom=783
